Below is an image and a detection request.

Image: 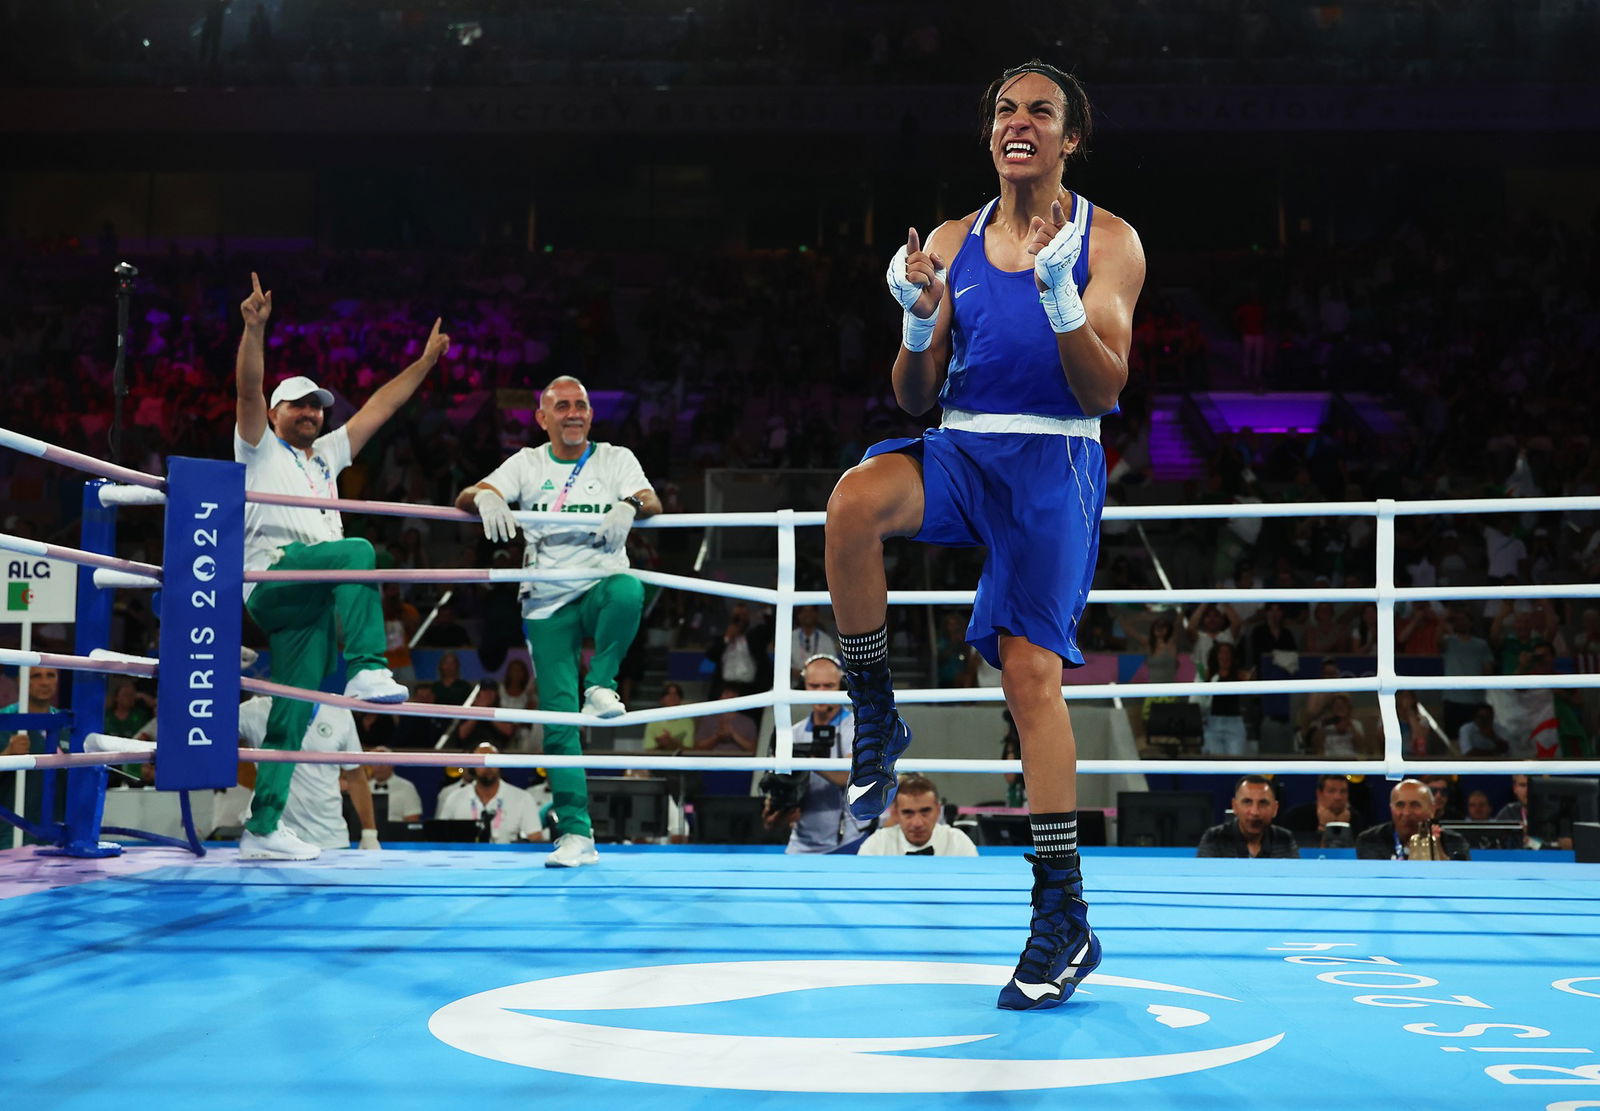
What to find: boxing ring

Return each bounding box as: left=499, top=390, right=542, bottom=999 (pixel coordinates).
left=2, top=427, right=1599, bottom=1108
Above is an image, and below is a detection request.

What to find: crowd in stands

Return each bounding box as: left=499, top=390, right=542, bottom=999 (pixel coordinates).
left=4, top=0, right=1594, bottom=89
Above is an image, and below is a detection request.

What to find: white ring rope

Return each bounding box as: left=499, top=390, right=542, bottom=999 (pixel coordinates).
left=4, top=427, right=1599, bottom=783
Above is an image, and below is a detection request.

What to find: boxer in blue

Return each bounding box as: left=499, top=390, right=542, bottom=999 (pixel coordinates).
left=825, top=61, right=1146, bottom=1010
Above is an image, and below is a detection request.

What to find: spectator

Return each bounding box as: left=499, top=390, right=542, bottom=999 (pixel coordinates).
left=1396, top=690, right=1453, bottom=757
left=453, top=681, right=516, bottom=751
left=934, top=610, right=978, bottom=687
left=1440, top=610, right=1494, bottom=741
left=1458, top=702, right=1511, bottom=757
left=434, top=742, right=548, bottom=843
left=364, top=746, right=424, bottom=822
left=1247, top=602, right=1297, bottom=674
left=1357, top=779, right=1471, bottom=861
left=380, top=583, right=421, bottom=682
left=1281, top=774, right=1366, bottom=841
left=1197, top=776, right=1299, bottom=858
left=2, top=667, right=65, bottom=838
left=1421, top=774, right=1464, bottom=821
left=497, top=658, right=543, bottom=752
left=1465, top=790, right=1494, bottom=821
left=762, top=654, right=864, bottom=854
left=5, top=667, right=61, bottom=755
left=694, top=688, right=759, bottom=755
left=1307, top=694, right=1367, bottom=758
left=1198, top=641, right=1250, bottom=756
left=428, top=650, right=472, bottom=709
left=1495, top=774, right=1530, bottom=830
left=646, top=682, right=695, bottom=753
left=790, top=605, right=838, bottom=685
left=1189, top=601, right=1241, bottom=680
left=1300, top=601, right=1344, bottom=657
left=103, top=678, right=158, bottom=786
left=706, top=601, right=772, bottom=699
left=858, top=774, right=977, bottom=856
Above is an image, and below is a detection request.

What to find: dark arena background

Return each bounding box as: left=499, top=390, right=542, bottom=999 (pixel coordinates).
left=2, top=3, right=1599, bottom=1107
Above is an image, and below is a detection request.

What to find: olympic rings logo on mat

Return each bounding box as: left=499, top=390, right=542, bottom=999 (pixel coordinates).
left=428, top=960, right=1283, bottom=1093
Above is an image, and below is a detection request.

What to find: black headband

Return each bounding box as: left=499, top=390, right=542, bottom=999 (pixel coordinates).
left=999, top=63, right=1072, bottom=103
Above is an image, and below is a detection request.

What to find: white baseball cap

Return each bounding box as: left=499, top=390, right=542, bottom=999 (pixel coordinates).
left=268, top=375, right=334, bottom=409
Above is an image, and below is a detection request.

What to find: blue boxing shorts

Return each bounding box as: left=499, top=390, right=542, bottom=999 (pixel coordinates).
left=863, top=424, right=1106, bottom=670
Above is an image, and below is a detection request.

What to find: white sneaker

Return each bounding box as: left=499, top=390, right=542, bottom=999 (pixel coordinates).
left=343, top=668, right=409, bottom=704
left=239, top=825, right=322, bottom=861
left=582, top=686, right=625, bottom=718
left=545, top=833, right=599, bottom=868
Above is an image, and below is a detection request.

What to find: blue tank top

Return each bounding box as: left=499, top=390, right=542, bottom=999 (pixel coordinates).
left=938, top=193, right=1110, bottom=419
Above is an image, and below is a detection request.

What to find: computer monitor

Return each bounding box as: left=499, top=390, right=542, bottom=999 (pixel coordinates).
left=1116, top=790, right=1215, bottom=848
left=1439, top=819, right=1523, bottom=851
left=973, top=811, right=1109, bottom=848
left=976, top=813, right=1033, bottom=848
left=1529, top=777, right=1600, bottom=844
left=691, top=795, right=763, bottom=844
left=588, top=776, right=669, bottom=843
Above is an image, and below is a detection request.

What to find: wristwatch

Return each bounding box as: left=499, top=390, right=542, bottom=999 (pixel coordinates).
left=620, top=494, right=645, bottom=513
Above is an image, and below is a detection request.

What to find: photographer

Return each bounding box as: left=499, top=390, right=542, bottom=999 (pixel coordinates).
left=761, top=655, right=868, bottom=853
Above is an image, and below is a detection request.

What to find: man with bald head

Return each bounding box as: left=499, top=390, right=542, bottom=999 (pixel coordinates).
left=457, top=376, right=661, bottom=867
left=1356, top=778, right=1472, bottom=861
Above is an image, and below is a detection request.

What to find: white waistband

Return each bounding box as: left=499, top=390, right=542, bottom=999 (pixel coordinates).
left=940, top=408, right=1101, bottom=440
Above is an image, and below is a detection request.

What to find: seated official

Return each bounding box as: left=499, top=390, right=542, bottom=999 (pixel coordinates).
left=434, top=743, right=548, bottom=843
left=857, top=774, right=977, bottom=857
left=1356, top=778, right=1471, bottom=861
left=1197, top=775, right=1300, bottom=859
left=1281, top=774, right=1366, bottom=841
left=364, top=746, right=424, bottom=822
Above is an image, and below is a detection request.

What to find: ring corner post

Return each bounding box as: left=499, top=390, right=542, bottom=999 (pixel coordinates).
left=154, top=458, right=244, bottom=800
left=58, top=479, right=119, bottom=858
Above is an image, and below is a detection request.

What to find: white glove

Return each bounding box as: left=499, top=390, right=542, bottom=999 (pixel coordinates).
left=1034, top=223, right=1086, bottom=333
left=593, top=500, right=637, bottom=552
left=885, top=240, right=946, bottom=353
left=359, top=828, right=381, bottom=850
left=473, top=488, right=520, bottom=544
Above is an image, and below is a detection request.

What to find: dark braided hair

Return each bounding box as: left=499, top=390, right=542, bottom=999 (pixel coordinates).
left=978, top=59, right=1093, bottom=176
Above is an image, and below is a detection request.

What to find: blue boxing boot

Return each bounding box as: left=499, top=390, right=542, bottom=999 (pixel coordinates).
left=843, top=662, right=913, bottom=823
left=997, top=852, right=1102, bottom=1011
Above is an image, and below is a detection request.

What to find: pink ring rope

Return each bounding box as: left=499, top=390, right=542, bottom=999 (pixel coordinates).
left=0, top=535, right=163, bottom=579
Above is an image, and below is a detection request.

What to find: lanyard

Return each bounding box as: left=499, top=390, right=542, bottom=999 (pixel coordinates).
left=277, top=437, right=335, bottom=516
left=549, top=443, right=596, bottom=512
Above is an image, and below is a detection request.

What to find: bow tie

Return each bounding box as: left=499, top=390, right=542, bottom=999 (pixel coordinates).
left=906, top=846, right=935, bottom=856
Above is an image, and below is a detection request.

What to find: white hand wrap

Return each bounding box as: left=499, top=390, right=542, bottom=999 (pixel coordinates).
left=593, top=501, right=637, bottom=552
left=359, top=828, right=381, bottom=850
left=886, top=244, right=945, bottom=353
left=473, top=488, right=520, bottom=544
left=1035, top=226, right=1087, bottom=334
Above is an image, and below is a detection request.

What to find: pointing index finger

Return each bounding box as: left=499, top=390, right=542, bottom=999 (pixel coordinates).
left=250, top=271, right=263, bottom=296
left=907, top=227, right=921, bottom=256
left=1051, top=200, right=1067, bottom=228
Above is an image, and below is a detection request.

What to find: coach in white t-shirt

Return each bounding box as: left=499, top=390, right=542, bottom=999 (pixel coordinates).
left=238, top=697, right=380, bottom=852
left=233, top=273, right=448, bottom=862
left=456, top=376, right=661, bottom=870
left=857, top=773, right=979, bottom=857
